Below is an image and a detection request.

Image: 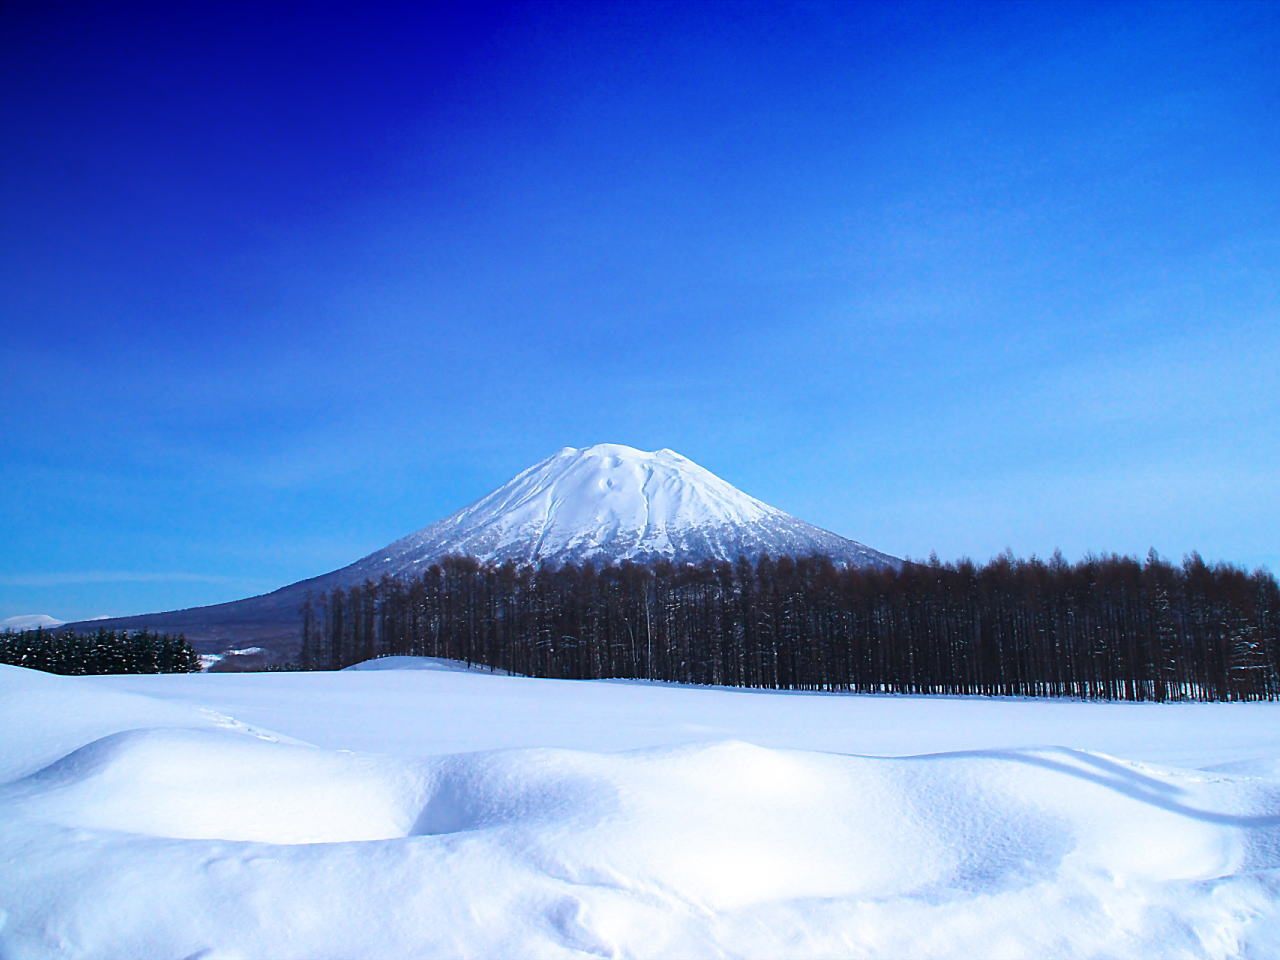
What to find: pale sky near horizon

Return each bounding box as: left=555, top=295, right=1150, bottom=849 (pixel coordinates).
left=3, top=1, right=1278, bottom=621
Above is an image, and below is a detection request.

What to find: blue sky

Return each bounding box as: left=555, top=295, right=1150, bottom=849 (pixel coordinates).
left=3, top=0, right=1278, bottom=621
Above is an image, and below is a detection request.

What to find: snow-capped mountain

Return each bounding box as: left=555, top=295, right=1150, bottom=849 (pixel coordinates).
left=342, top=444, right=898, bottom=573
left=1, top=614, right=65, bottom=633
left=59, top=444, right=898, bottom=656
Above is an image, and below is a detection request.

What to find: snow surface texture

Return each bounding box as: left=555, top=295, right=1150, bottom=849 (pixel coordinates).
left=337, top=443, right=900, bottom=574
left=343, top=654, right=513, bottom=674
left=4, top=662, right=1280, bottom=958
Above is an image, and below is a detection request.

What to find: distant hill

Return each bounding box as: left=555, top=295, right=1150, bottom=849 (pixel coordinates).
left=1, top=614, right=65, bottom=633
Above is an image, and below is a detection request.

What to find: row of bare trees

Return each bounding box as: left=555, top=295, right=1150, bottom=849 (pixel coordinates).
left=300, top=551, right=1280, bottom=701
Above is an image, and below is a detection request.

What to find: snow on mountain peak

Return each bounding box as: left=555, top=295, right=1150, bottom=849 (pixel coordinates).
left=51, top=445, right=899, bottom=645
left=342, top=444, right=899, bottom=574
left=504, top=443, right=781, bottom=529
left=1, top=614, right=65, bottom=633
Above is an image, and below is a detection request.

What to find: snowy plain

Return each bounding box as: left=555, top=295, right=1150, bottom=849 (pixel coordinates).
left=2, top=659, right=1279, bottom=959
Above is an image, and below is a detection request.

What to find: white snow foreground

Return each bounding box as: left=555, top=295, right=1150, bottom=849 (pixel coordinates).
left=2, top=666, right=1280, bottom=958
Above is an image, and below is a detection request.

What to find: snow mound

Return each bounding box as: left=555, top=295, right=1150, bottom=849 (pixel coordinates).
left=3, top=664, right=1280, bottom=958
left=0, top=664, right=283, bottom=782
left=2, top=727, right=426, bottom=843
left=344, top=655, right=511, bottom=674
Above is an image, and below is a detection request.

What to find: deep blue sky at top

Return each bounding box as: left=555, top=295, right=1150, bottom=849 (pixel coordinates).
left=2, top=0, right=1278, bottom=620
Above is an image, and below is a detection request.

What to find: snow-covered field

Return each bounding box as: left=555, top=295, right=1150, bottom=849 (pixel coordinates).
left=3, top=659, right=1279, bottom=958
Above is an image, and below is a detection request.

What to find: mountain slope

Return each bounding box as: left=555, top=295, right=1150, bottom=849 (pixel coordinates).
left=60, top=444, right=898, bottom=658
left=343, top=444, right=897, bottom=573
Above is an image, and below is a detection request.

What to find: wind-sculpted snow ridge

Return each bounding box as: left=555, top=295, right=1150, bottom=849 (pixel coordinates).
left=344, top=443, right=900, bottom=573
left=3, top=664, right=1280, bottom=959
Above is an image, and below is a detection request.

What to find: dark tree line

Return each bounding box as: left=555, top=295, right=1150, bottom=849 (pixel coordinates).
left=301, top=551, right=1280, bottom=701
left=0, top=628, right=201, bottom=675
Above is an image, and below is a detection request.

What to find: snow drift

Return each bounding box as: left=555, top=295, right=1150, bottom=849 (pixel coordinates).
left=3, top=663, right=1280, bottom=958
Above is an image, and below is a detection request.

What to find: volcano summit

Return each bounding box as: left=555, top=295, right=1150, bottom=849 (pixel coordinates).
left=357, top=444, right=897, bottom=571
left=62, top=444, right=898, bottom=659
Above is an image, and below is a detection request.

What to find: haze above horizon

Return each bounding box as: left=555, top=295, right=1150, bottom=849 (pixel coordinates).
left=3, top=1, right=1278, bottom=621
